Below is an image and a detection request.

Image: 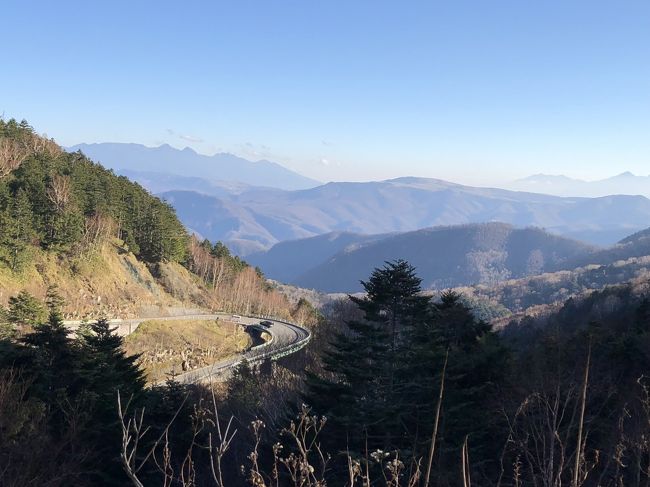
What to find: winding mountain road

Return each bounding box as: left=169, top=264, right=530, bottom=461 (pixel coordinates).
left=166, top=314, right=311, bottom=384
left=64, top=313, right=311, bottom=384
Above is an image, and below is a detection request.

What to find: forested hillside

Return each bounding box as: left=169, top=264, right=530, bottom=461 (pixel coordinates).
left=292, top=223, right=594, bottom=292
left=556, top=225, right=650, bottom=270
left=454, top=254, right=650, bottom=323
left=438, top=225, right=650, bottom=325
left=0, top=119, right=293, bottom=319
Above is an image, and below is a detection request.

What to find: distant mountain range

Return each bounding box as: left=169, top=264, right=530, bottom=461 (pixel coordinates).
left=116, top=169, right=254, bottom=198
left=64, top=143, right=650, bottom=290
left=506, top=172, right=650, bottom=198
left=67, top=143, right=321, bottom=190
left=160, top=177, right=650, bottom=254
left=251, top=223, right=595, bottom=293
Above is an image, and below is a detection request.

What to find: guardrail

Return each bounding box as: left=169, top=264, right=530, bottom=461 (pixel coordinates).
left=170, top=316, right=312, bottom=384
left=63, top=312, right=312, bottom=385
left=130, top=314, right=313, bottom=385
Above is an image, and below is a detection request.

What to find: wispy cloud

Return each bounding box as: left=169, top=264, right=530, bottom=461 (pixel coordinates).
left=318, top=157, right=341, bottom=167
left=237, top=141, right=275, bottom=160
left=166, top=128, right=203, bottom=144
left=180, top=134, right=204, bottom=143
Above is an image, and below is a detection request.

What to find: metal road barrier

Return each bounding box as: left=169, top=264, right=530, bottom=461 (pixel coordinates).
left=170, top=315, right=312, bottom=385
left=63, top=312, right=312, bottom=385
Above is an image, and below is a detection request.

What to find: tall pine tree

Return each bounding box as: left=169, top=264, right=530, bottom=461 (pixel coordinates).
left=306, top=260, right=431, bottom=454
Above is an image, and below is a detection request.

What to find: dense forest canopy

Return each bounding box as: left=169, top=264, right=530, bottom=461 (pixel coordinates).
left=0, top=118, right=187, bottom=266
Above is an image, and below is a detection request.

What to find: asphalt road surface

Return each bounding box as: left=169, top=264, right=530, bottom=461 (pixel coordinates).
left=64, top=313, right=311, bottom=385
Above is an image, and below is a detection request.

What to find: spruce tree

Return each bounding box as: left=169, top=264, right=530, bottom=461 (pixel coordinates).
left=79, top=318, right=145, bottom=403
left=407, top=291, right=508, bottom=484
left=1, top=189, right=34, bottom=271
left=226, top=359, right=264, bottom=418
left=7, top=290, right=47, bottom=329
left=77, top=318, right=146, bottom=485
left=305, top=260, right=431, bottom=453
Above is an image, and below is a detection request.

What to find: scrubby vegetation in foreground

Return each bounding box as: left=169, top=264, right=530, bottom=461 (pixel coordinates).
left=2, top=259, right=650, bottom=486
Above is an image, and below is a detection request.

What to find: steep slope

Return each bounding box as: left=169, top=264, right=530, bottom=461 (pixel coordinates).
left=68, top=142, right=320, bottom=190
left=292, top=223, right=594, bottom=293
left=160, top=177, right=650, bottom=253
left=0, top=119, right=295, bottom=320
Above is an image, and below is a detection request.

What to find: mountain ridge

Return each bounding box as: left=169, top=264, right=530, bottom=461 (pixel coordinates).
left=508, top=171, right=650, bottom=197
left=67, top=142, right=321, bottom=191
left=160, top=177, right=650, bottom=253
left=290, top=223, right=596, bottom=293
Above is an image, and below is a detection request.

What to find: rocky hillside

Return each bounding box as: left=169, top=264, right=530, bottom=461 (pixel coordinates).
left=0, top=119, right=295, bottom=320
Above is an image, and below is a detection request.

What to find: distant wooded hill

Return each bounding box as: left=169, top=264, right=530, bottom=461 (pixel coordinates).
left=250, top=223, right=596, bottom=293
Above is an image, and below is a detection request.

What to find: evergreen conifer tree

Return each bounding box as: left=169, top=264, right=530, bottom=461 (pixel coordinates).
left=305, top=260, right=431, bottom=453
left=1, top=189, right=34, bottom=271
left=77, top=318, right=146, bottom=485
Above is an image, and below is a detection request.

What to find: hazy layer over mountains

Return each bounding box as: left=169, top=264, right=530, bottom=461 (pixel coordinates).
left=67, top=142, right=650, bottom=293
left=68, top=142, right=320, bottom=190
left=161, top=177, right=650, bottom=254
left=250, top=223, right=650, bottom=294
left=506, top=172, right=650, bottom=198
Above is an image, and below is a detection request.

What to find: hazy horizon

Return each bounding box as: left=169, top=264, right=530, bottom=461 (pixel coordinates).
left=3, top=0, right=649, bottom=186
left=65, top=140, right=650, bottom=187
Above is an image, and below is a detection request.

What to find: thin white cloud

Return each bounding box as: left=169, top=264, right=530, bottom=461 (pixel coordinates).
left=318, top=157, right=341, bottom=168
left=165, top=129, right=203, bottom=144
left=180, top=134, right=204, bottom=143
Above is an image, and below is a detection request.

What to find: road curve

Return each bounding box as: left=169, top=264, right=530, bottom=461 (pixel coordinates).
left=170, top=315, right=311, bottom=384
left=63, top=313, right=311, bottom=384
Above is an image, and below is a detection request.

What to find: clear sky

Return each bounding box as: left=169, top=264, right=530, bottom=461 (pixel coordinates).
left=2, top=0, right=649, bottom=185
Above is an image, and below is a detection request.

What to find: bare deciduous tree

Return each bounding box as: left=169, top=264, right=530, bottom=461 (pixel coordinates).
left=81, top=212, right=117, bottom=252
left=46, top=174, right=72, bottom=212
left=0, top=137, right=28, bottom=178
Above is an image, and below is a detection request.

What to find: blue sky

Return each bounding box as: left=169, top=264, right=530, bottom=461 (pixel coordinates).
left=2, top=0, right=649, bottom=184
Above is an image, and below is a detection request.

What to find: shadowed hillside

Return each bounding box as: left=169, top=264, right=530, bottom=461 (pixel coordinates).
left=291, top=223, right=594, bottom=292
left=247, top=231, right=392, bottom=283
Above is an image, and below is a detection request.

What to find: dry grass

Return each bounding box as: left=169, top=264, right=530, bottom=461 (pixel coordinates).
left=0, top=240, right=206, bottom=320
left=123, top=319, right=251, bottom=383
